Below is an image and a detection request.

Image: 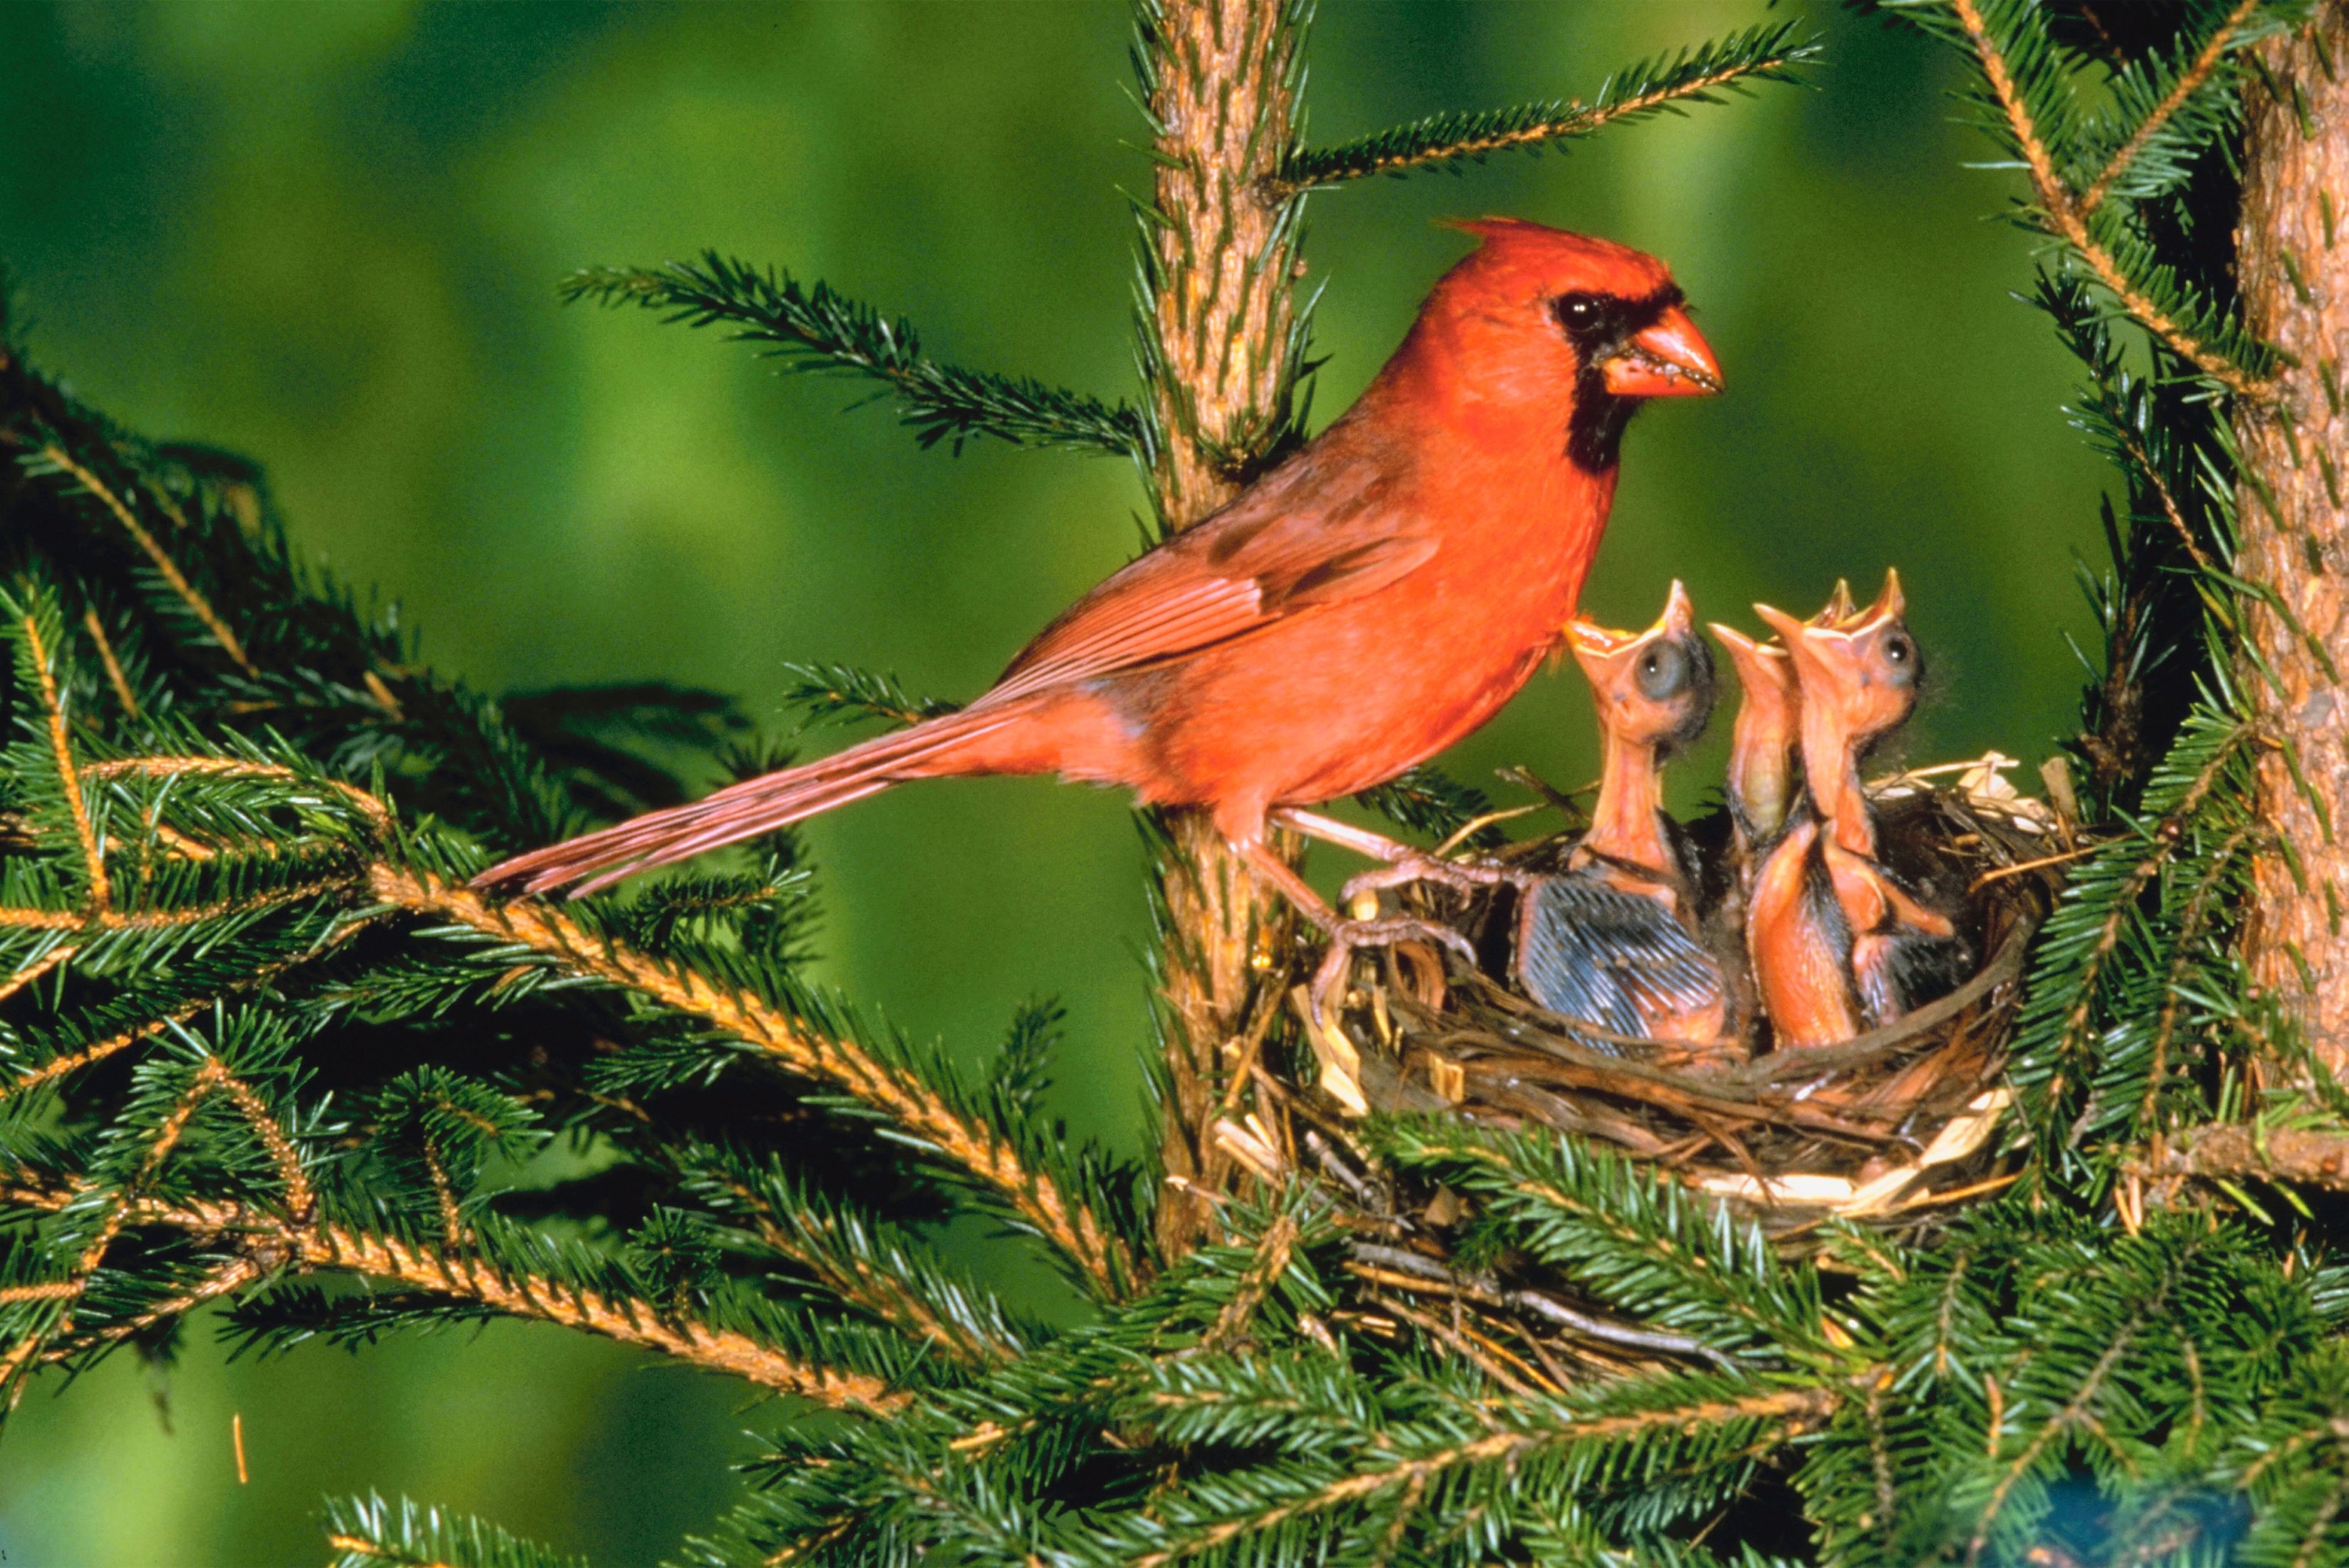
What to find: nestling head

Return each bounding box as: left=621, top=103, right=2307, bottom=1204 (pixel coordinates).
left=1570, top=580, right=1718, bottom=757
left=1752, top=570, right=1921, bottom=749
left=1397, top=218, right=1722, bottom=470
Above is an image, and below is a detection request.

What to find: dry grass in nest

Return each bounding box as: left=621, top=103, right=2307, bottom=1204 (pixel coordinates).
left=1287, top=757, right=2067, bottom=1233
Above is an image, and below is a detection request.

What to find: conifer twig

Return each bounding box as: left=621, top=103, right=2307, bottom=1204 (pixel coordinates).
left=23, top=606, right=109, bottom=908
left=80, top=606, right=140, bottom=720
left=2078, top=0, right=2265, bottom=214
left=1946, top=0, right=2271, bottom=396
left=1125, top=1385, right=1838, bottom=1566
left=0, top=1181, right=909, bottom=1412
left=562, top=256, right=1145, bottom=458
left=35, top=446, right=256, bottom=673
left=2134, top=1120, right=2349, bottom=1192
left=368, top=866, right=1140, bottom=1296
left=1271, top=23, right=1817, bottom=191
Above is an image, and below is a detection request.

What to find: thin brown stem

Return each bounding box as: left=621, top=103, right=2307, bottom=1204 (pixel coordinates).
left=38, top=446, right=256, bottom=673
left=1130, top=1386, right=1837, bottom=1567
left=80, top=606, right=140, bottom=720
left=2079, top=0, right=2264, bottom=214
left=1200, top=1213, right=1298, bottom=1352
left=1950, top=0, right=2269, bottom=396
left=3, top=1179, right=907, bottom=1412
left=1269, top=51, right=1808, bottom=194
left=22, top=609, right=108, bottom=909
left=83, top=756, right=393, bottom=832
left=382, top=867, right=1139, bottom=1296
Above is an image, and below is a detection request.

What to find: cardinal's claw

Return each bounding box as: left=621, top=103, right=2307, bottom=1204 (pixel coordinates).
left=1340, top=851, right=1519, bottom=907
left=1308, top=914, right=1477, bottom=1024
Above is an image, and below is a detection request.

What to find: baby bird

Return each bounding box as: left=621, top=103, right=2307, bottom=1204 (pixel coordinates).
left=1745, top=572, right=1964, bottom=1046
left=1514, top=582, right=1728, bottom=1048
left=1710, top=580, right=1854, bottom=874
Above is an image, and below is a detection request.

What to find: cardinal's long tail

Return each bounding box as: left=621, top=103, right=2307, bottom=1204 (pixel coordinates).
left=475, top=704, right=1031, bottom=898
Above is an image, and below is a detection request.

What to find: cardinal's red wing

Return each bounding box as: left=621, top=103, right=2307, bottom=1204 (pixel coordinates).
left=981, top=494, right=1434, bottom=706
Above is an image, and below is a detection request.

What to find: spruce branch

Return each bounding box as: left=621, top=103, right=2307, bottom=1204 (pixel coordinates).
left=779, top=661, right=959, bottom=732
left=323, top=1493, right=591, bottom=1568
left=1102, top=1380, right=1840, bottom=1567
left=3, top=1178, right=911, bottom=1411
left=1272, top=22, right=1819, bottom=191
left=1933, top=0, right=2281, bottom=395
left=1352, top=763, right=1502, bottom=850
left=367, top=865, right=1145, bottom=1298
left=561, top=253, right=1147, bottom=458
left=2007, top=712, right=2261, bottom=1152
left=676, top=1142, right=1031, bottom=1364
left=2078, top=0, right=2268, bottom=214
left=2133, top=1116, right=2349, bottom=1194
left=26, top=443, right=257, bottom=673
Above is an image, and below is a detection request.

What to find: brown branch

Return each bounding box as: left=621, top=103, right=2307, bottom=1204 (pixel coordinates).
left=1964, top=1252, right=2187, bottom=1567
left=2079, top=0, right=2265, bottom=214
left=80, top=606, right=140, bottom=720
left=2, top=1063, right=224, bottom=1395
left=22, top=609, right=109, bottom=909
left=0, top=907, right=80, bottom=930
left=1267, top=51, right=1809, bottom=194
left=2114, top=422, right=2219, bottom=575
left=83, top=756, right=394, bottom=833
left=375, top=866, right=1140, bottom=1296
left=211, top=1061, right=316, bottom=1221
left=1950, top=0, right=2269, bottom=396
left=2, top=1179, right=908, bottom=1414
left=1129, top=1386, right=1838, bottom=1567
left=0, top=922, right=374, bottom=1104
left=2132, top=1120, right=2349, bottom=1193
left=2141, top=824, right=2261, bottom=1135
left=1199, top=1213, right=1297, bottom=1352
left=1366, top=1290, right=1547, bottom=1396
left=38, top=446, right=256, bottom=673
left=0, top=999, right=207, bottom=1102
left=299, top=1220, right=905, bottom=1411
left=717, top=1177, right=1010, bottom=1364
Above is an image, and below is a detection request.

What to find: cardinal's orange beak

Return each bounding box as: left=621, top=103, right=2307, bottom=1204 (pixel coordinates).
left=1602, top=304, right=1722, bottom=398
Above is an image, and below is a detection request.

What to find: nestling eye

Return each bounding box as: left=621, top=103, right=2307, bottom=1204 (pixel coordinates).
left=1635, top=641, right=1686, bottom=700
left=1885, top=636, right=1911, bottom=665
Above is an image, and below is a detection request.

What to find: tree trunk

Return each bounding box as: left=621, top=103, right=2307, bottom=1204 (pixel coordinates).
left=1141, top=0, right=1305, bottom=1255
left=2235, top=0, right=2349, bottom=1086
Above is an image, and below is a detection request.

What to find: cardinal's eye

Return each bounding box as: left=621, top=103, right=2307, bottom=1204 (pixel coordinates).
left=1553, top=292, right=1606, bottom=338
left=1885, top=636, right=1911, bottom=665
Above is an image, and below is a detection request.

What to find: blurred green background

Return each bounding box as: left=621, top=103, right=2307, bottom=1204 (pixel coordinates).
left=0, top=2, right=2104, bottom=1563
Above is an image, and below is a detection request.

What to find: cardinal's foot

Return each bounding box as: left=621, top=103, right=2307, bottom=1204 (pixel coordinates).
left=1340, top=851, right=1520, bottom=907
left=1308, top=914, right=1476, bottom=1024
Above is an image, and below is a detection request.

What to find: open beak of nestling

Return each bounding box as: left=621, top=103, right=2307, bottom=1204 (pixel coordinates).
left=1601, top=303, right=1723, bottom=399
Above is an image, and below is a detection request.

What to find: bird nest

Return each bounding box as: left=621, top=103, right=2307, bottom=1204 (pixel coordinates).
left=1288, top=757, right=2064, bottom=1232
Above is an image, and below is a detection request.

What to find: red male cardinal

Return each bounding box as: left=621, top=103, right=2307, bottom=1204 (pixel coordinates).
left=480, top=220, right=1722, bottom=1009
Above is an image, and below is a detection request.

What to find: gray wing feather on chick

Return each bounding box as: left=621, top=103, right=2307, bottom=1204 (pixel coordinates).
left=1513, top=876, right=1723, bottom=1053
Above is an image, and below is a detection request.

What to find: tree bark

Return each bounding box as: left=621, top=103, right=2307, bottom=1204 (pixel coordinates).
left=2235, top=0, right=2349, bottom=1085
left=1141, top=0, right=1305, bottom=1256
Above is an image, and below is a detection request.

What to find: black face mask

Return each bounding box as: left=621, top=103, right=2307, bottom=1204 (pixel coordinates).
left=1552, top=285, right=1686, bottom=473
